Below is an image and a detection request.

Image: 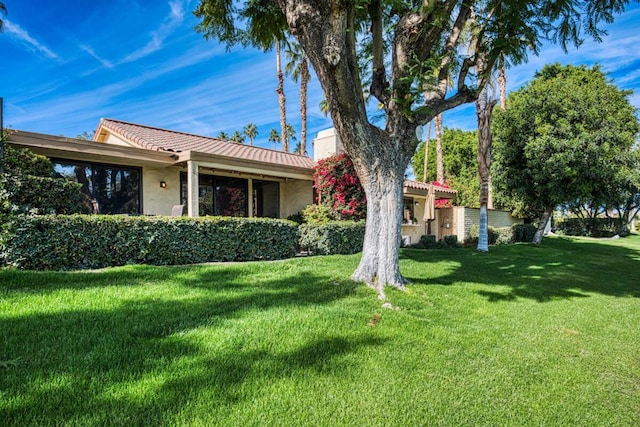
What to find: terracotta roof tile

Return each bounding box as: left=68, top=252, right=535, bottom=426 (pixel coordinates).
left=97, top=118, right=316, bottom=170
left=404, top=179, right=457, bottom=194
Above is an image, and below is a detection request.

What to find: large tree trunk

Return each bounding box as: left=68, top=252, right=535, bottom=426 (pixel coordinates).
left=476, top=86, right=495, bottom=252
left=351, top=135, right=411, bottom=298
left=277, top=0, right=477, bottom=296
left=276, top=42, right=288, bottom=152
left=533, top=209, right=552, bottom=245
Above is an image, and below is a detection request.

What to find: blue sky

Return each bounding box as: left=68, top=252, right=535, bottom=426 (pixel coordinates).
left=2, top=0, right=639, bottom=155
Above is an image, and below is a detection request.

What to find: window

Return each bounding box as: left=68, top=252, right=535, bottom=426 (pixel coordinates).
left=180, top=173, right=248, bottom=217
left=53, top=160, right=141, bottom=214
left=403, top=197, right=415, bottom=224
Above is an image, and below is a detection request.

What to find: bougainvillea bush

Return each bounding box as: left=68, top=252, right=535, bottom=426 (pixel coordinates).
left=313, top=152, right=366, bottom=221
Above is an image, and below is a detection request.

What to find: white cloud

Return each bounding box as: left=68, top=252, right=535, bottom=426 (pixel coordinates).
left=120, top=0, right=185, bottom=64
left=79, top=45, right=115, bottom=69
left=3, top=20, right=60, bottom=61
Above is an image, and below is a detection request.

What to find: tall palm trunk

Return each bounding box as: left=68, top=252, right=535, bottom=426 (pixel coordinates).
left=435, top=113, right=444, bottom=183
left=498, top=55, right=507, bottom=111
left=275, top=41, right=288, bottom=152
left=476, top=85, right=496, bottom=252
left=299, top=56, right=309, bottom=156
left=422, top=121, right=432, bottom=183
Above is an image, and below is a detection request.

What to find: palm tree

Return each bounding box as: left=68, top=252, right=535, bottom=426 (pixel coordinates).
left=422, top=121, right=432, bottom=183
left=319, top=99, right=329, bottom=117
left=285, top=123, right=297, bottom=149
left=243, top=123, right=258, bottom=146
left=217, top=131, right=229, bottom=140
left=275, top=40, right=288, bottom=152
left=0, top=3, right=6, bottom=31
left=230, top=130, right=245, bottom=144
left=285, top=41, right=310, bottom=157
left=498, top=54, right=507, bottom=111
left=268, top=128, right=280, bottom=150
left=435, top=113, right=444, bottom=183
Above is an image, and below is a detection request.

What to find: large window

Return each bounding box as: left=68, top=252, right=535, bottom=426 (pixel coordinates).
left=180, top=174, right=279, bottom=217
left=180, top=173, right=248, bottom=217
left=53, top=160, right=141, bottom=214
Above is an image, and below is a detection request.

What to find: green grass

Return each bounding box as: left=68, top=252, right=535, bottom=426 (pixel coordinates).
left=1, top=235, right=639, bottom=426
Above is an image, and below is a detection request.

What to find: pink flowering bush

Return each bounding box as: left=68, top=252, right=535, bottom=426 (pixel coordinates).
left=313, top=153, right=367, bottom=221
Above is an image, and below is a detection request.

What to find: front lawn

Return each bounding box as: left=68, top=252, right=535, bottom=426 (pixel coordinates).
left=1, top=235, right=639, bottom=425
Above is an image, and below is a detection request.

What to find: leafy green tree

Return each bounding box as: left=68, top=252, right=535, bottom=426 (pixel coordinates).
left=216, top=131, right=229, bottom=141
left=243, top=123, right=258, bottom=146
left=492, top=63, right=640, bottom=244
left=195, top=0, right=634, bottom=296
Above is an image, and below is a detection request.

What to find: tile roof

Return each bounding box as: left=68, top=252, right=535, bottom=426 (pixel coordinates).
left=97, top=118, right=316, bottom=170
left=404, top=179, right=457, bottom=194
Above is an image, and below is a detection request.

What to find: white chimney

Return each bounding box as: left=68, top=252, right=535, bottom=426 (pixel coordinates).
left=313, top=128, right=344, bottom=162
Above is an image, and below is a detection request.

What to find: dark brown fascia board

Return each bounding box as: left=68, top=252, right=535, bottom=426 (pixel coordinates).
left=8, top=130, right=177, bottom=167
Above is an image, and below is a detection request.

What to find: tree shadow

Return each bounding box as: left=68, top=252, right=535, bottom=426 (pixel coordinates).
left=401, top=236, right=640, bottom=302
left=0, top=266, right=383, bottom=425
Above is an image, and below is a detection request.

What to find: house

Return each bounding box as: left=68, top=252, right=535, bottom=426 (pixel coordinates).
left=8, top=118, right=316, bottom=219
left=7, top=119, right=519, bottom=243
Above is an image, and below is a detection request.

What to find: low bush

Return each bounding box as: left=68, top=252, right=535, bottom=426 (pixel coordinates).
left=1, top=215, right=298, bottom=270
left=554, top=217, right=622, bottom=237
left=298, top=221, right=365, bottom=255
left=410, top=234, right=460, bottom=249
left=468, top=223, right=536, bottom=246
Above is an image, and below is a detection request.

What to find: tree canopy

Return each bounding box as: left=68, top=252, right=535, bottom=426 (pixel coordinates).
left=492, top=63, right=640, bottom=239
left=195, top=0, right=635, bottom=294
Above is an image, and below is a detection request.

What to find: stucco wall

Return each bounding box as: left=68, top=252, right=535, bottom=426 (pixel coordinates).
left=281, top=179, right=314, bottom=218
left=142, top=166, right=182, bottom=216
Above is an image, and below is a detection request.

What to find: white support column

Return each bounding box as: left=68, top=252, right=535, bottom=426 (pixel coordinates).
left=247, top=177, right=254, bottom=218
left=187, top=160, right=199, bottom=217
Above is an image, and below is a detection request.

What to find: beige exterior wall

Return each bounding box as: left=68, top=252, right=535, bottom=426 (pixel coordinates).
left=141, top=166, right=182, bottom=216
left=281, top=179, right=314, bottom=218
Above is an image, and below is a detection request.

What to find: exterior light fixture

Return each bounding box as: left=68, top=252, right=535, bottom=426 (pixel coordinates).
left=160, top=181, right=167, bottom=189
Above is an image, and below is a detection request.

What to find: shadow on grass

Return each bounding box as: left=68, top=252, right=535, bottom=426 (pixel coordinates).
left=0, top=265, right=383, bottom=425
left=401, top=235, right=640, bottom=302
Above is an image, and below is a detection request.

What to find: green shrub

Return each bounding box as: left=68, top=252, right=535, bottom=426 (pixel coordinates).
left=1, top=175, right=90, bottom=215
left=301, top=204, right=333, bottom=224
left=1, top=215, right=298, bottom=270
left=443, top=235, right=459, bottom=247
left=512, top=224, right=537, bottom=242
left=411, top=234, right=459, bottom=249
left=298, top=221, right=365, bottom=255
left=410, top=234, right=437, bottom=249
left=468, top=223, right=536, bottom=246
left=554, top=217, right=621, bottom=237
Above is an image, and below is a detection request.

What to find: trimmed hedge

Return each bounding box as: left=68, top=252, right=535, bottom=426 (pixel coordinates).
left=1, top=215, right=298, bottom=270
left=0, top=175, right=90, bottom=215
left=554, top=217, right=623, bottom=237
left=468, top=223, right=537, bottom=246
left=411, top=234, right=459, bottom=249
left=298, top=221, right=365, bottom=255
